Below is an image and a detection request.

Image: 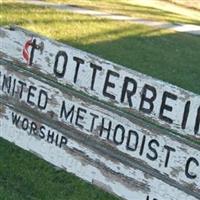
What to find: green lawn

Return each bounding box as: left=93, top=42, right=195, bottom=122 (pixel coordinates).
left=0, top=139, right=119, bottom=200
left=163, top=0, right=200, bottom=11
left=1, top=2, right=200, bottom=94
left=0, top=2, right=200, bottom=200
left=43, top=0, right=200, bottom=25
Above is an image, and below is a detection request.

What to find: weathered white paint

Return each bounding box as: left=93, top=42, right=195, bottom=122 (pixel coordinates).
left=0, top=27, right=199, bottom=139
left=0, top=103, right=199, bottom=200
left=0, top=64, right=199, bottom=195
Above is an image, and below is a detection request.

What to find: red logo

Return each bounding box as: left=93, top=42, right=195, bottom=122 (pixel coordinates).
left=22, top=38, right=33, bottom=64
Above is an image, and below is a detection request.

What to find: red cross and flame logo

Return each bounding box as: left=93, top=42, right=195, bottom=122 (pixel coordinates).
left=22, top=38, right=44, bottom=65
left=22, top=38, right=33, bottom=64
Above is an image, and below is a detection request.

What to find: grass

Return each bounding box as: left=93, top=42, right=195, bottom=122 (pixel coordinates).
left=1, top=2, right=200, bottom=94
left=0, top=138, right=119, bottom=200
left=163, top=0, right=200, bottom=11
left=43, top=0, right=200, bottom=25
left=0, top=1, right=200, bottom=200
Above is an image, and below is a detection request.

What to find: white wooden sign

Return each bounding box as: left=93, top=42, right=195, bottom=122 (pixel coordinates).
left=0, top=63, right=199, bottom=197
left=0, top=27, right=199, bottom=139
left=0, top=103, right=199, bottom=200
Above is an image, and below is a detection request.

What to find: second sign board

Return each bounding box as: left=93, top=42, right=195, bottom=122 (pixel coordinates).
left=0, top=62, right=199, bottom=197
left=1, top=102, right=199, bottom=200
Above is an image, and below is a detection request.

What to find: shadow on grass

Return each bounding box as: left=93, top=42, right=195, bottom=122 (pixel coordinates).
left=1, top=18, right=101, bottom=27
left=1, top=2, right=200, bottom=26
left=68, top=1, right=200, bottom=25
left=1, top=3, right=199, bottom=95
left=0, top=3, right=103, bottom=27
left=114, top=2, right=200, bottom=25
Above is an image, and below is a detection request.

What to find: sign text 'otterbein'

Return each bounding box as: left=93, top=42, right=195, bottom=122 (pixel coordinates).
left=0, top=26, right=200, bottom=200
left=0, top=27, right=199, bottom=139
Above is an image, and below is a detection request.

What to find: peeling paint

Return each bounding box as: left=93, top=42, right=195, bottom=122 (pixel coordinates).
left=0, top=27, right=199, bottom=139
left=0, top=64, right=199, bottom=195
left=0, top=103, right=199, bottom=200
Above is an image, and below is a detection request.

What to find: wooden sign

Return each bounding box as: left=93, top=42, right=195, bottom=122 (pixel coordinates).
left=0, top=63, right=199, bottom=198
left=0, top=26, right=199, bottom=140
left=0, top=103, right=199, bottom=200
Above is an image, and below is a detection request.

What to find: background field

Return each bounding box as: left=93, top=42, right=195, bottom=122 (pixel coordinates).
left=0, top=1, right=200, bottom=200
left=43, top=0, right=200, bottom=24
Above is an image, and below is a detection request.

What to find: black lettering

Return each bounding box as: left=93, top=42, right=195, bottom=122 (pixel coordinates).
left=99, top=118, right=112, bottom=140
left=39, top=126, right=46, bottom=139
left=60, top=101, right=75, bottom=123
left=90, top=63, right=102, bottom=90
left=59, top=136, right=68, bottom=148
left=164, top=145, right=176, bottom=168
left=54, top=51, right=68, bottom=78
left=2, top=75, right=11, bottom=93
left=139, top=84, right=157, bottom=114
left=121, top=77, right=137, bottom=107
left=27, top=85, right=37, bottom=106
left=29, top=39, right=37, bottom=66
left=90, top=112, right=99, bottom=132
left=11, top=78, right=16, bottom=96
left=103, top=70, right=119, bottom=100
left=139, top=135, right=146, bottom=156
left=146, top=139, right=159, bottom=161
left=159, top=91, right=177, bottom=124
left=18, top=80, right=27, bottom=99
left=75, top=107, right=87, bottom=129
left=38, top=89, right=48, bottom=110
left=126, top=130, right=138, bottom=151
left=194, top=106, right=200, bottom=135
left=55, top=134, right=59, bottom=146
left=146, top=196, right=158, bottom=200
left=181, top=101, right=190, bottom=129
left=47, top=130, right=55, bottom=144
left=73, top=57, right=84, bottom=83
left=30, top=122, right=37, bottom=135
left=22, top=118, right=29, bottom=130
left=11, top=112, right=21, bottom=126
left=113, top=124, right=125, bottom=145
left=185, top=157, right=199, bottom=179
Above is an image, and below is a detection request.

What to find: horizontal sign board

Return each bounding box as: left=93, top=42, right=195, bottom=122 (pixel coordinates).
left=0, top=27, right=199, bottom=139
left=0, top=103, right=199, bottom=200
left=0, top=63, right=199, bottom=196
